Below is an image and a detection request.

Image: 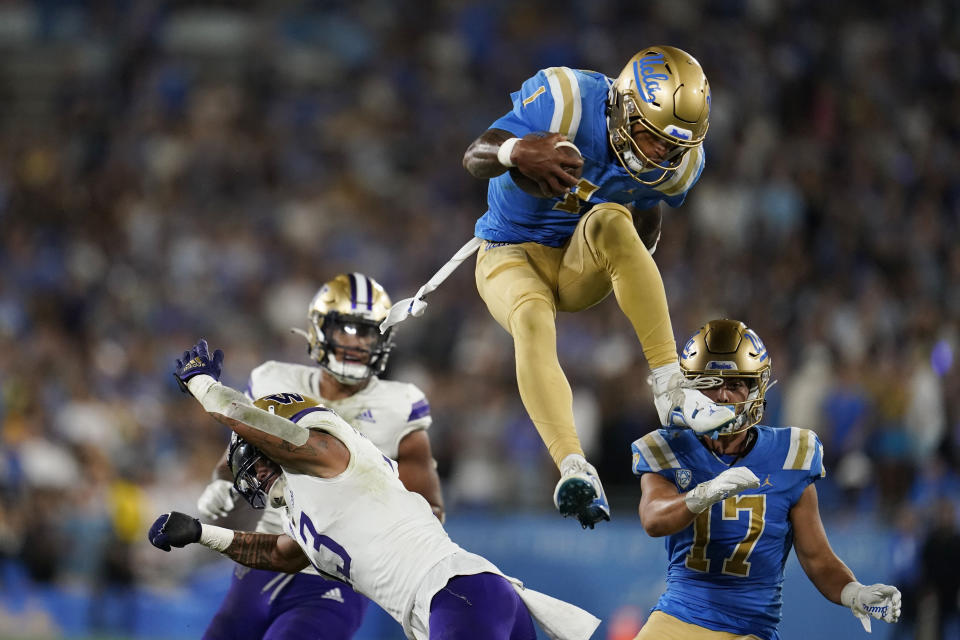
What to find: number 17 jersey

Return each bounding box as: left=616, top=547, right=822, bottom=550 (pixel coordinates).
left=631, top=425, right=826, bottom=640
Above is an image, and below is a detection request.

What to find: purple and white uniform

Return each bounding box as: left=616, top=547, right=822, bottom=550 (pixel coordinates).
left=202, top=362, right=431, bottom=640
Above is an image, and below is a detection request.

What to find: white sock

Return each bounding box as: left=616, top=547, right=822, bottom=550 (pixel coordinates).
left=651, top=362, right=682, bottom=389
left=560, top=453, right=587, bottom=475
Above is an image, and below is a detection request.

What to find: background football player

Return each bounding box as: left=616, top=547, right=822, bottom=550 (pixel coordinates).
left=631, top=319, right=901, bottom=639
left=150, top=339, right=600, bottom=640
left=194, top=273, right=444, bottom=640
left=461, top=46, right=735, bottom=529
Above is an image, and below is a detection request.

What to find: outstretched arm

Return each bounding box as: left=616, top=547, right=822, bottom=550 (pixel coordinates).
left=225, top=531, right=310, bottom=573
left=790, top=483, right=855, bottom=604
left=396, top=430, right=445, bottom=522
left=174, top=339, right=349, bottom=478
left=791, top=483, right=901, bottom=632
left=148, top=511, right=309, bottom=574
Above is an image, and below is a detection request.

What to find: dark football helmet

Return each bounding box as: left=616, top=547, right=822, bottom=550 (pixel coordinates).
left=227, top=432, right=281, bottom=510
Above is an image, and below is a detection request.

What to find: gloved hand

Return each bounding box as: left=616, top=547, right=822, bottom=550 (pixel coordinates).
left=841, top=581, right=902, bottom=633
left=197, top=479, right=238, bottom=520
left=173, top=338, right=224, bottom=393
left=683, top=467, right=760, bottom=513
left=148, top=511, right=202, bottom=551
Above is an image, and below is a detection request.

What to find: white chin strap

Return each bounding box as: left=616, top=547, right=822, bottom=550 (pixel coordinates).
left=324, top=356, right=369, bottom=385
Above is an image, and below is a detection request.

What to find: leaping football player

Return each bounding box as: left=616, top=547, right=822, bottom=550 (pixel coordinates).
left=194, top=273, right=444, bottom=640
left=458, top=47, right=737, bottom=528
left=632, top=319, right=901, bottom=639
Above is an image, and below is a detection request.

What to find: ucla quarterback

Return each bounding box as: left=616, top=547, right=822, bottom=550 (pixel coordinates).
left=631, top=319, right=901, bottom=639
left=151, top=339, right=600, bottom=640
left=461, top=46, right=736, bottom=529
left=194, top=273, right=444, bottom=640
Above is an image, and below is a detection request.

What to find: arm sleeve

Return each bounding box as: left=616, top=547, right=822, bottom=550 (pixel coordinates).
left=187, top=375, right=310, bottom=446
left=406, top=385, right=432, bottom=430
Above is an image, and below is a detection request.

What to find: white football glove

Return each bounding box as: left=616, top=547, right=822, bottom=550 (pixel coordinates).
left=841, top=581, right=902, bottom=633
left=683, top=467, right=760, bottom=514
left=197, top=479, right=237, bottom=520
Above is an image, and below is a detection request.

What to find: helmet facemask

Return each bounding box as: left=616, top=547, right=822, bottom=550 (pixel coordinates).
left=309, top=311, right=395, bottom=385
left=227, top=434, right=282, bottom=510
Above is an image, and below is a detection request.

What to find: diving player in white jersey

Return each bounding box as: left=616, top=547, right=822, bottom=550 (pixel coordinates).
left=194, top=273, right=444, bottom=639
left=150, top=339, right=600, bottom=640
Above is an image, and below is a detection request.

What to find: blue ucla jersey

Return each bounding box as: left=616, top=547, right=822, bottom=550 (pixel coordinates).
left=475, top=66, right=706, bottom=247
left=631, top=426, right=826, bottom=640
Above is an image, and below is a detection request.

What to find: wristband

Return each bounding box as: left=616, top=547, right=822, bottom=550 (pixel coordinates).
left=840, top=581, right=863, bottom=608
left=497, top=137, right=520, bottom=168
left=200, top=523, right=235, bottom=552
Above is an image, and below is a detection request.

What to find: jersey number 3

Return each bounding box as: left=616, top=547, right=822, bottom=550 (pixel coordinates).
left=685, top=494, right=766, bottom=577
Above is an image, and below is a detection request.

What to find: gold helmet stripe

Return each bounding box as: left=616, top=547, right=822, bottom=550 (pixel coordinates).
left=545, top=66, right=582, bottom=139
left=783, top=428, right=819, bottom=471
left=656, top=144, right=704, bottom=197
left=636, top=431, right=679, bottom=471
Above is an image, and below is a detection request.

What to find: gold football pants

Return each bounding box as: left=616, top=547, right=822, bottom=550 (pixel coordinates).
left=633, top=611, right=764, bottom=640
left=475, top=203, right=678, bottom=467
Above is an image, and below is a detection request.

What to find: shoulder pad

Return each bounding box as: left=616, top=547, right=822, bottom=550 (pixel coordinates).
left=633, top=430, right=681, bottom=471
left=540, top=66, right=584, bottom=139
left=654, top=144, right=704, bottom=197
left=782, top=427, right=824, bottom=475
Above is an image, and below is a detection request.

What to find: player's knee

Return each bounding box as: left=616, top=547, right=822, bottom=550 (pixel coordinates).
left=582, top=203, right=636, bottom=252
left=508, top=297, right=555, bottom=343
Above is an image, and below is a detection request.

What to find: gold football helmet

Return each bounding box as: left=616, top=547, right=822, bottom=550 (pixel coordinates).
left=608, top=46, right=710, bottom=185
left=296, top=273, right=395, bottom=385
left=679, top=319, right=771, bottom=435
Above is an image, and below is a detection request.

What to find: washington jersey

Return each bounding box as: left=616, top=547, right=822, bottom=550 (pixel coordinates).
left=247, top=361, right=432, bottom=534
left=277, top=404, right=475, bottom=634
left=632, top=426, right=826, bottom=640
left=475, top=66, right=705, bottom=247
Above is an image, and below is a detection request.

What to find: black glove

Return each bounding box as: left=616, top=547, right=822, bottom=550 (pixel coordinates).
left=173, top=338, right=224, bottom=394
left=148, top=511, right=202, bottom=552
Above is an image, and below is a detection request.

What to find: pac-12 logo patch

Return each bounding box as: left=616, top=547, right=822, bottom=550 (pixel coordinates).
left=675, top=469, right=693, bottom=490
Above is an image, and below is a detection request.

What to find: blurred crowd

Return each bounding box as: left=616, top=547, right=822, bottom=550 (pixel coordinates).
left=0, top=0, right=958, bottom=637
